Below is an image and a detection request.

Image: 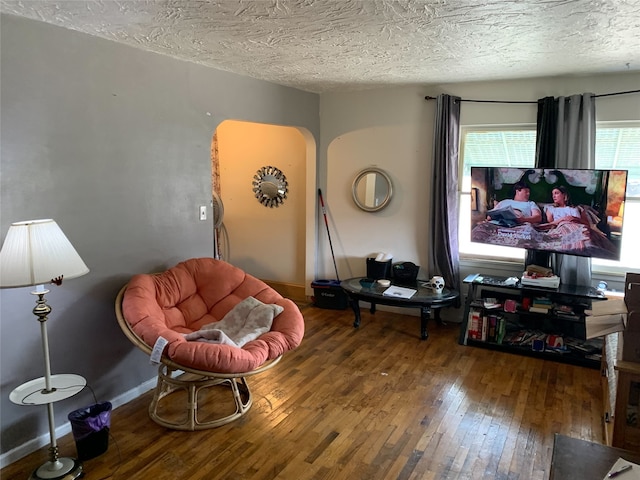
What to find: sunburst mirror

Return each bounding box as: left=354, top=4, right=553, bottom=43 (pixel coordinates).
left=252, top=166, right=288, bottom=208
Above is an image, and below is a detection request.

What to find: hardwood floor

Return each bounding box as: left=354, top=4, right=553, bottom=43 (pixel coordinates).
left=2, top=305, right=604, bottom=479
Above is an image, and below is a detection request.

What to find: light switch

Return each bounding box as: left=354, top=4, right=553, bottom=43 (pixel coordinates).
left=199, top=205, right=207, bottom=221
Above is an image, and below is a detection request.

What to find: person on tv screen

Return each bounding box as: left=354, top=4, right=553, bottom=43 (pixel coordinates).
left=543, top=185, right=590, bottom=226
left=487, top=181, right=542, bottom=225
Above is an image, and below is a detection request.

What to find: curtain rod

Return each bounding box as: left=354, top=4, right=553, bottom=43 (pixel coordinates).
left=424, top=89, right=640, bottom=103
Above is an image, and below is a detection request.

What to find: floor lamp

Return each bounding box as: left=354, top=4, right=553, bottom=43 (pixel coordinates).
left=0, top=219, right=89, bottom=480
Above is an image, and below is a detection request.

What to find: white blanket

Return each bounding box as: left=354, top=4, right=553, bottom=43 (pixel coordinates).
left=184, top=296, right=283, bottom=347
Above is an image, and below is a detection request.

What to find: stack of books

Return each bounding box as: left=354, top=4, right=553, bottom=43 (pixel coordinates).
left=521, top=272, right=560, bottom=288
left=482, top=298, right=502, bottom=309
left=529, top=297, right=553, bottom=314
left=554, top=304, right=578, bottom=319
left=466, top=308, right=506, bottom=343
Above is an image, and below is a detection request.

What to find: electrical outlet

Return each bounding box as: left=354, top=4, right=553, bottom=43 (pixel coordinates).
left=199, top=205, right=207, bottom=221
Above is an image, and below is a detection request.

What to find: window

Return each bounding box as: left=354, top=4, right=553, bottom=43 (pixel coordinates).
left=459, top=124, right=640, bottom=272
left=592, top=124, right=640, bottom=271
left=459, top=127, right=536, bottom=261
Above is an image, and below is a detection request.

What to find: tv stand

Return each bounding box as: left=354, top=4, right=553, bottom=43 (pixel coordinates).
left=459, top=273, right=606, bottom=369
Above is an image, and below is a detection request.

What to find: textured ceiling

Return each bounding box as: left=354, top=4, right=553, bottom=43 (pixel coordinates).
left=2, top=0, right=640, bottom=93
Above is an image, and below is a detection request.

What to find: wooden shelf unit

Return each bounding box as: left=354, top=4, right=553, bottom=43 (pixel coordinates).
left=459, top=274, right=606, bottom=369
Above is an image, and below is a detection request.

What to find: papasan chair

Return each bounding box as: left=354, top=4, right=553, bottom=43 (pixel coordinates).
left=115, top=257, right=305, bottom=430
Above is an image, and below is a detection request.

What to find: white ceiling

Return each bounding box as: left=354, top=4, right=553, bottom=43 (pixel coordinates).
left=2, top=0, right=640, bottom=93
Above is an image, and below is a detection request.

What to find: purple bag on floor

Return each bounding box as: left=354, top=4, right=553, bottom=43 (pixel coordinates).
left=68, top=401, right=112, bottom=460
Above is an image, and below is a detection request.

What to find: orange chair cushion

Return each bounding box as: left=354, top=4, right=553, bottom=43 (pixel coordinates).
left=121, top=258, right=304, bottom=373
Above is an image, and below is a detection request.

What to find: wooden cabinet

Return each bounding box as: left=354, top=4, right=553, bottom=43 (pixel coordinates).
left=613, top=361, right=640, bottom=450
left=459, top=274, right=606, bottom=369
left=603, top=333, right=640, bottom=451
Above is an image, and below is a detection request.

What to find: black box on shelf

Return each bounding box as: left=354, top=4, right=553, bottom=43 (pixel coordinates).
left=311, top=280, right=348, bottom=310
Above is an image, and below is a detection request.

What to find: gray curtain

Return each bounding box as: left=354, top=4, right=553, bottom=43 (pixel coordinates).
left=526, top=96, right=558, bottom=268
left=552, top=93, right=596, bottom=286
left=429, top=94, right=461, bottom=306
left=536, top=93, right=596, bottom=286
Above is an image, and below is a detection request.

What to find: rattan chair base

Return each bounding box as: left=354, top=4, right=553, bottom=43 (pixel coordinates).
left=149, top=364, right=253, bottom=430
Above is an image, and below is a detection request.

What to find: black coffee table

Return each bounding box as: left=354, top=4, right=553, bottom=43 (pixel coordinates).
left=340, top=277, right=459, bottom=340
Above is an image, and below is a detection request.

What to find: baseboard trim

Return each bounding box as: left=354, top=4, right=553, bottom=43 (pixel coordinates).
left=0, top=377, right=157, bottom=469
left=262, top=280, right=307, bottom=305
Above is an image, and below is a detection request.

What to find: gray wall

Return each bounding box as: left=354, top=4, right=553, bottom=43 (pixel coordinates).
left=0, top=14, right=319, bottom=457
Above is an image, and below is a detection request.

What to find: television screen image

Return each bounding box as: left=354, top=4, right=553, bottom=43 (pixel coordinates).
left=470, top=167, right=628, bottom=260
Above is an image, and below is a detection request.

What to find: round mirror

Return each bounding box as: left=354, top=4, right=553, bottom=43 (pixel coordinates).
left=352, top=168, right=393, bottom=212
left=252, top=166, right=288, bottom=208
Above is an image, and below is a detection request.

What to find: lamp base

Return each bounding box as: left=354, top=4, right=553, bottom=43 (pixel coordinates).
left=30, top=457, right=82, bottom=480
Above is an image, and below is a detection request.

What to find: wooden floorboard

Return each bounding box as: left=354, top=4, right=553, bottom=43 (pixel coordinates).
left=1, top=305, right=604, bottom=479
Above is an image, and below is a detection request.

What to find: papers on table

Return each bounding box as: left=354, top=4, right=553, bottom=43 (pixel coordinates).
left=603, top=458, right=640, bottom=479
left=383, top=285, right=417, bottom=299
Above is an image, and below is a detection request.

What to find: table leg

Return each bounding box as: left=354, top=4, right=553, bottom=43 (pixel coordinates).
left=434, top=308, right=446, bottom=326
left=350, top=298, right=362, bottom=328
left=370, top=303, right=376, bottom=314
left=420, top=306, right=430, bottom=340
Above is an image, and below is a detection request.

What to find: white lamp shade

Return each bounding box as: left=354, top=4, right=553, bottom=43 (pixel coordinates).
left=0, top=219, right=89, bottom=288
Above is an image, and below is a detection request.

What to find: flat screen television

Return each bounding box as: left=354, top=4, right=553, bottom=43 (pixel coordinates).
left=469, top=167, right=628, bottom=261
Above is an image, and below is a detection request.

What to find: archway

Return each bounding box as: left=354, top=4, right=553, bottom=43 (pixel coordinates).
left=213, top=120, right=314, bottom=303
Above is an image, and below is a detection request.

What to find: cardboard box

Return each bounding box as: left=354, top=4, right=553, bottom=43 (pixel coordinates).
left=585, top=297, right=627, bottom=339
left=584, top=274, right=640, bottom=358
